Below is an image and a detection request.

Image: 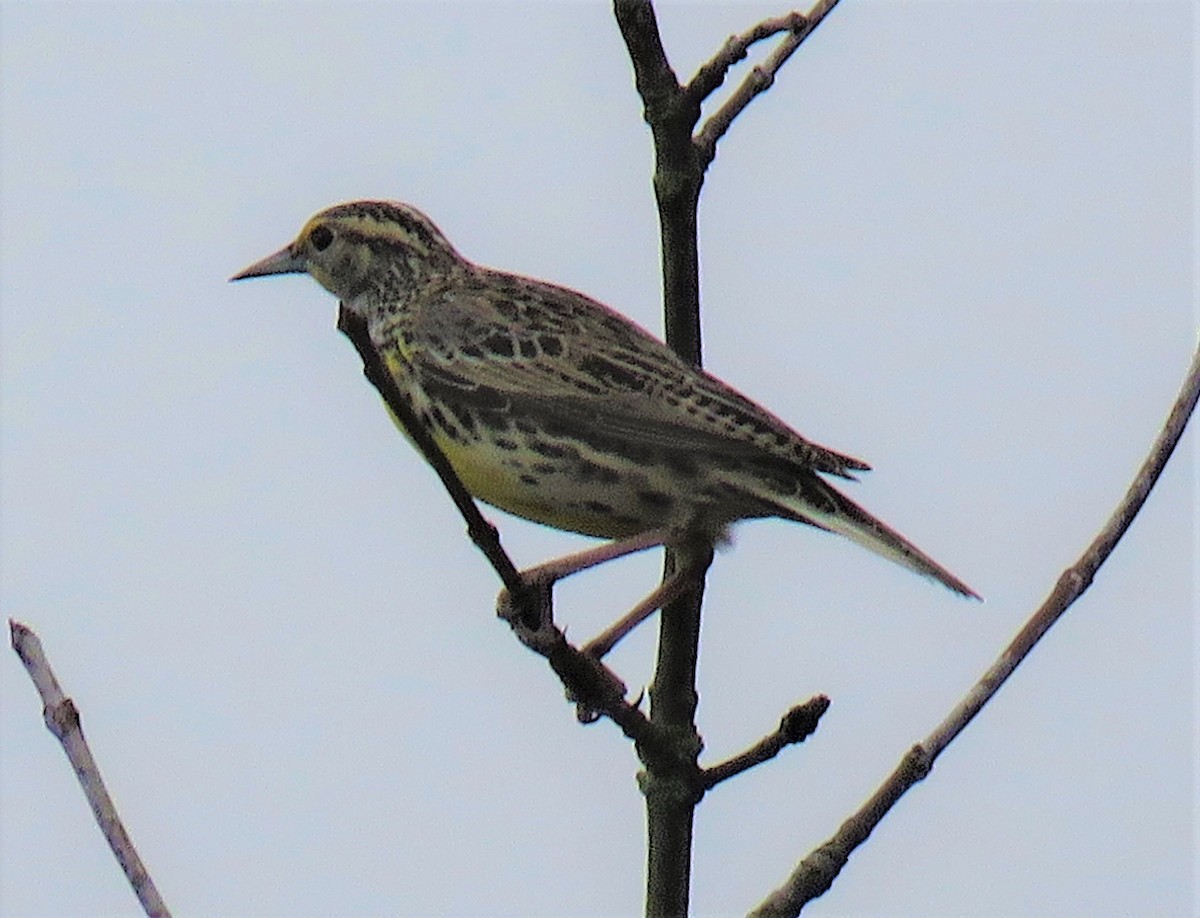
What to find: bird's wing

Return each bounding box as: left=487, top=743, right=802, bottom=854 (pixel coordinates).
left=403, top=271, right=870, bottom=479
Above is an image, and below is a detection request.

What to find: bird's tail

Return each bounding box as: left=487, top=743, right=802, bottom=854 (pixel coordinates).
left=788, top=477, right=981, bottom=599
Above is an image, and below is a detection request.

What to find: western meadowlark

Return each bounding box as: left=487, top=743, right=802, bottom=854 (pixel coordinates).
left=231, top=200, right=978, bottom=623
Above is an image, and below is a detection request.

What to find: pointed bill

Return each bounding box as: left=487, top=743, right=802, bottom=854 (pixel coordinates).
left=229, top=245, right=305, bottom=281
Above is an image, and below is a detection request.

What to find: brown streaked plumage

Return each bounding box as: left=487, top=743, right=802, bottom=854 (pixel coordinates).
left=232, top=200, right=978, bottom=599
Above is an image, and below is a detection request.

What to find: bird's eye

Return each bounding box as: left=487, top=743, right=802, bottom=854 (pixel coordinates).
left=309, top=225, right=334, bottom=252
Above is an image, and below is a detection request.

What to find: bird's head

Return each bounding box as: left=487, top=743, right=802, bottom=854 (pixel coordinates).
left=231, top=200, right=465, bottom=302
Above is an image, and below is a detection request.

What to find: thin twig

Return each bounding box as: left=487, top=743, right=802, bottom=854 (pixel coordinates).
left=686, top=13, right=809, bottom=105
left=749, top=341, right=1200, bottom=917
left=10, top=620, right=171, bottom=918
left=922, top=342, right=1200, bottom=759
left=693, top=0, right=840, bottom=168
left=701, top=696, right=830, bottom=790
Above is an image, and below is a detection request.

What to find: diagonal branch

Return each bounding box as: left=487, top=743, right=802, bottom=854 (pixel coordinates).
left=749, top=341, right=1200, bottom=917
left=10, top=620, right=172, bottom=918
left=336, top=307, right=528, bottom=599
left=500, top=604, right=691, bottom=769
left=693, top=0, right=840, bottom=168
left=339, top=306, right=685, bottom=751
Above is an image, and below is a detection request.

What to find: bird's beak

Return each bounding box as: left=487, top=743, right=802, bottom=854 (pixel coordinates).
left=229, top=245, right=306, bottom=282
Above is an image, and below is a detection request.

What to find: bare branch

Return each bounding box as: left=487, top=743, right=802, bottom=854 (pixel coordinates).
left=701, top=696, right=830, bottom=789
left=749, top=745, right=928, bottom=917
left=693, top=0, right=841, bottom=168
left=750, top=342, right=1200, bottom=917
left=922, top=341, right=1200, bottom=759
left=499, top=597, right=706, bottom=775
left=10, top=620, right=171, bottom=918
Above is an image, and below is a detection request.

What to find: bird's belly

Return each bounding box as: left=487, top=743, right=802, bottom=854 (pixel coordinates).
left=373, top=358, right=733, bottom=538
left=431, top=426, right=670, bottom=539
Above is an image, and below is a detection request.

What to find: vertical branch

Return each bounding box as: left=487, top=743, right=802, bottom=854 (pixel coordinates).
left=614, top=3, right=707, bottom=915
left=614, top=1, right=841, bottom=913
left=614, top=0, right=706, bottom=364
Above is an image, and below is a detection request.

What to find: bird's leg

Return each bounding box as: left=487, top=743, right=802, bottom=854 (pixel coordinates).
left=581, top=537, right=714, bottom=658
left=580, top=562, right=701, bottom=658
left=581, top=537, right=715, bottom=658
left=495, top=528, right=673, bottom=627
left=524, top=528, right=674, bottom=584
left=498, top=530, right=715, bottom=658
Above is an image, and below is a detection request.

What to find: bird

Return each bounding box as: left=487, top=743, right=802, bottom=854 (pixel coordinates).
left=231, top=199, right=979, bottom=624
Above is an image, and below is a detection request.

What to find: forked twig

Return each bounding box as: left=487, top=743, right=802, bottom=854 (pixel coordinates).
left=750, top=342, right=1200, bottom=917
left=693, top=0, right=840, bottom=166
left=686, top=13, right=810, bottom=105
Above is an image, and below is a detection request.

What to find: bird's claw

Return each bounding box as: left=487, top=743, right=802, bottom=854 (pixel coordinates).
left=496, top=573, right=555, bottom=634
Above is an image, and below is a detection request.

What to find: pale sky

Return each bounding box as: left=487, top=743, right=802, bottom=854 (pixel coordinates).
left=1, top=2, right=1195, bottom=916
